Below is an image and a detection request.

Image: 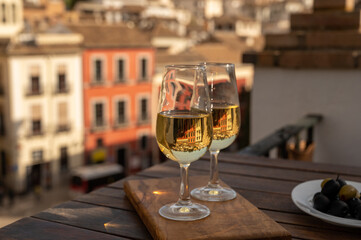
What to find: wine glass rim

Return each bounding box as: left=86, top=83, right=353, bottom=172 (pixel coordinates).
left=200, top=62, right=235, bottom=67
left=165, top=64, right=205, bottom=70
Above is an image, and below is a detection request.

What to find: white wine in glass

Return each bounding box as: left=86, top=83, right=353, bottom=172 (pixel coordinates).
left=191, top=62, right=241, bottom=202
left=156, top=64, right=213, bottom=221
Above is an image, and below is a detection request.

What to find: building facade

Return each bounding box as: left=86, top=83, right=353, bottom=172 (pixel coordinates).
left=0, top=0, right=23, bottom=38
left=69, top=25, right=154, bottom=176
left=0, top=31, right=84, bottom=193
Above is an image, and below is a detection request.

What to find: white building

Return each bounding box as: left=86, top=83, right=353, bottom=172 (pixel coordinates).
left=0, top=29, right=84, bottom=193
left=0, top=0, right=23, bottom=38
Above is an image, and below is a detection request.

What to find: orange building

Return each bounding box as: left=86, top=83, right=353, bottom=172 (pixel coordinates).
left=69, top=24, right=154, bottom=175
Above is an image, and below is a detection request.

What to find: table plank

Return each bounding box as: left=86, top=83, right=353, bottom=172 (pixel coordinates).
left=264, top=210, right=361, bottom=235
left=281, top=223, right=361, bottom=240
left=0, top=217, right=128, bottom=240
left=189, top=159, right=361, bottom=182
left=74, top=189, right=132, bottom=210
left=137, top=164, right=299, bottom=195
left=218, top=153, right=361, bottom=177
left=33, top=201, right=151, bottom=240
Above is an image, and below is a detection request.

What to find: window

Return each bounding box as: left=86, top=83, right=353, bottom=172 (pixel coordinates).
left=116, top=59, right=125, bottom=82
left=96, top=138, right=103, bottom=147
left=0, top=110, right=4, bottom=136
left=140, top=58, right=148, bottom=81
left=32, top=150, right=43, bottom=163
left=2, top=4, right=6, bottom=23
left=60, top=147, right=68, bottom=171
left=0, top=64, right=4, bottom=95
left=117, top=100, right=126, bottom=124
left=116, top=147, right=127, bottom=171
left=29, top=66, right=41, bottom=95
left=140, top=135, right=147, bottom=150
left=94, top=103, right=104, bottom=127
left=57, top=65, right=67, bottom=93
left=12, top=4, right=16, bottom=23
left=140, top=98, right=148, bottom=121
left=32, top=120, right=41, bottom=135
left=57, top=102, right=68, bottom=132
left=0, top=150, right=6, bottom=177
left=31, top=76, right=40, bottom=94
left=31, top=105, right=42, bottom=135
left=94, top=59, right=103, bottom=82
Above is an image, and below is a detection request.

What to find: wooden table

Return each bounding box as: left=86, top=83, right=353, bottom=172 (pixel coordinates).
left=1, top=153, right=361, bottom=239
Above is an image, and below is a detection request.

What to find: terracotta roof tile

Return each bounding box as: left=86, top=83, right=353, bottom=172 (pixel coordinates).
left=67, top=24, right=152, bottom=48
left=152, top=24, right=179, bottom=38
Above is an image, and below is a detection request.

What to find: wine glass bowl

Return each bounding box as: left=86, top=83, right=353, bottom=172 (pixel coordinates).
left=191, top=62, right=241, bottom=202
left=156, top=65, right=212, bottom=221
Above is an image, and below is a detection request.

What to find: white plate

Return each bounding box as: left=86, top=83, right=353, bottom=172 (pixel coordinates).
left=291, top=179, right=361, bottom=228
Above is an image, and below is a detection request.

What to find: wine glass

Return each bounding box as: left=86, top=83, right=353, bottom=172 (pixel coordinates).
left=156, top=64, right=213, bottom=221
left=191, top=62, right=240, bottom=201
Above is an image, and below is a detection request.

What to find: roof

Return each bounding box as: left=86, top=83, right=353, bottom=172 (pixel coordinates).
left=152, top=24, right=179, bottom=38
left=6, top=44, right=82, bottom=55
left=121, top=5, right=145, bottom=13
left=44, top=23, right=72, bottom=34
left=155, top=49, right=205, bottom=66
left=192, top=34, right=246, bottom=63
left=67, top=24, right=152, bottom=48
left=213, top=16, right=254, bottom=24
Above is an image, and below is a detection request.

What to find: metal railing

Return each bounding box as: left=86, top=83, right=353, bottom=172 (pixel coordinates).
left=239, top=114, right=323, bottom=159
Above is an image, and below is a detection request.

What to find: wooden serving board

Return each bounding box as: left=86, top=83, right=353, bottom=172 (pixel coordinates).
left=124, top=176, right=291, bottom=240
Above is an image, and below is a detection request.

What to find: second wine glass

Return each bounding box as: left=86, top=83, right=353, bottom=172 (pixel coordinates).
left=191, top=62, right=241, bottom=202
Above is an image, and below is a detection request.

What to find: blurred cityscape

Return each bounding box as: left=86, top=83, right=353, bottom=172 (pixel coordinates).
left=2, top=0, right=358, bottom=228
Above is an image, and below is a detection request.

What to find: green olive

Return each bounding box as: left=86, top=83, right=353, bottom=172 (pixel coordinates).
left=321, top=178, right=332, bottom=188
left=339, top=185, right=358, bottom=201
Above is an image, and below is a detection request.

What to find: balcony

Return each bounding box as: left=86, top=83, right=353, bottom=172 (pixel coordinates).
left=25, top=88, right=43, bottom=97
left=56, top=123, right=71, bottom=133
left=27, top=129, right=44, bottom=138
left=113, top=78, right=127, bottom=85
left=90, top=79, right=106, bottom=87
left=137, top=77, right=149, bottom=83
left=54, top=86, right=70, bottom=95
left=137, top=116, right=150, bottom=126
left=113, top=119, right=129, bottom=129
left=90, top=121, right=108, bottom=132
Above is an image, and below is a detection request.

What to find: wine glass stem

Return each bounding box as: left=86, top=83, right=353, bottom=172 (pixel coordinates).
left=178, top=163, right=191, bottom=205
left=209, top=150, right=220, bottom=187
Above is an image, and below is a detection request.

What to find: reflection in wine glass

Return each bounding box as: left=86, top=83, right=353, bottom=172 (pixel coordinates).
left=191, top=62, right=241, bottom=202
left=156, top=65, right=213, bottom=221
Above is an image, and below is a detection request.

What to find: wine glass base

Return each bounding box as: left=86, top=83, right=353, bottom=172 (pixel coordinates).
left=191, top=186, right=237, bottom=202
left=159, top=202, right=210, bottom=221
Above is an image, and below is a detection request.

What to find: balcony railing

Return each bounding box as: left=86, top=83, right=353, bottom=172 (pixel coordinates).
left=137, top=117, right=150, bottom=125
left=27, top=129, right=44, bottom=137
left=137, top=78, right=149, bottom=83
left=25, top=88, right=43, bottom=96
left=54, top=86, right=70, bottom=94
left=90, top=79, right=106, bottom=87
left=113, top=119, right=129, bottom=129
left=114, top=79, right=127, bottom=85
left=56, top=123, right=71, bottom=133
left=91, top=121, right=108, bottom=132
left=239, top=114, right=323, bottom=159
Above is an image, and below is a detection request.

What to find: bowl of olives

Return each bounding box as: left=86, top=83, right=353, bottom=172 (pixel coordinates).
left=291, top=178, right=361, bottom=228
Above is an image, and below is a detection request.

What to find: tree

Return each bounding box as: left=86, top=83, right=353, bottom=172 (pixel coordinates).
left=64, top=0, right=82, bottom=10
